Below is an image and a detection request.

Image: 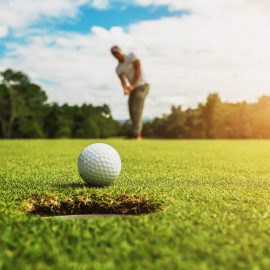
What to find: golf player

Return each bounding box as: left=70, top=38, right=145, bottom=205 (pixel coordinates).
left=111, top=45, right=149, bottom=140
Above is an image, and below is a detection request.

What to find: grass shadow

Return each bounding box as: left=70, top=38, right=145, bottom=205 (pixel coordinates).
left=51, top=182, right=105, bottom=189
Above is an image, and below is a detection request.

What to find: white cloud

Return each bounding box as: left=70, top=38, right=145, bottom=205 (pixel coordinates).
left=90, top=0, right=109, bottom=9
left=0, top=25, right=8, bottom=38
left=1, top=0, right=270, bottom=119
left=0, top=0, right=91, bottom=37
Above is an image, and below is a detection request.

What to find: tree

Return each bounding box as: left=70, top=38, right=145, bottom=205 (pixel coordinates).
left=184, top=107, right=204, bottom=138
left=0, top=83, right=16, bottom=138
left=201, top=93, right=222, bottom=138
left=141, top=93, right=270, bottom=139
left=0, top=69, right=47, bottom=138
left=164, top=106, right=186, bottom=138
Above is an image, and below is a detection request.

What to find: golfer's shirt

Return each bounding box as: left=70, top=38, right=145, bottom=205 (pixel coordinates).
left=116, top=53, right=147, bottom=88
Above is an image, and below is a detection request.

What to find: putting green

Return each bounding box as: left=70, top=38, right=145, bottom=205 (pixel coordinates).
left=1, top=139, right=270, bottom=269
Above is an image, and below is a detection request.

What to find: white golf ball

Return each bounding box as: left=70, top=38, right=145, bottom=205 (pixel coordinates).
left=78, top=143, right=121, bottom=186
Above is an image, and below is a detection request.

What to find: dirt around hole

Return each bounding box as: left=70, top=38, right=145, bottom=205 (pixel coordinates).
left=24, top=194, right=163, bottom=216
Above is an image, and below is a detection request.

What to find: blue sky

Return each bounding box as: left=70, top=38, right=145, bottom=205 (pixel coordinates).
left=0, top=44, right=5, bottom=58
left=0, top=0, right=269, bottom=119
left=55, top=5, right=187, bottom=32
left=0, top=3, right=187, bottom=57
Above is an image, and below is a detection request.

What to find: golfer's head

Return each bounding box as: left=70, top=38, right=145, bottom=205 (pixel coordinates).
left=111, top=45, right=124, bottom=61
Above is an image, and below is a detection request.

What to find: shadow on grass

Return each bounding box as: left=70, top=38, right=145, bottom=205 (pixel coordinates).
left=51, top=182, right=104, bottom=189
left=24, top=194, right=164, bottom=217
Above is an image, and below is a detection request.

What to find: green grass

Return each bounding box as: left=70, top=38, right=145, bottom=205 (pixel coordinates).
left=1, top=139, right=270, bottom=269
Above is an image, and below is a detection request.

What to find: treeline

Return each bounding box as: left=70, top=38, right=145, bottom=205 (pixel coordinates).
left=0, top=69, right=118, bottom=138
left=142, top=93, right=270, bottom=138
left=2, top=69, right=270, bottom=139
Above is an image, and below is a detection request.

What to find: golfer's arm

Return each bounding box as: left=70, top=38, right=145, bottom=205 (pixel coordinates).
left=118, top=74, right=128, bottom=90
left=130, top=60, right=141, bottom=88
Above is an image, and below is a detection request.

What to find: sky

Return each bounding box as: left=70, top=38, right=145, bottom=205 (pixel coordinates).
left=0, top=0, right=270, bottom=119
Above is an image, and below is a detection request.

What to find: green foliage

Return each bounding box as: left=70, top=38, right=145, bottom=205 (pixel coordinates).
left=0, top=69, right=47, bottom=138
left=143, top=93, right=270, bottom=138
left=43, top=103, right=118, bottom=139
left=0, top=69, right=119, bottom=138
left=71, top=104, right=116, bottom=138
left=3, top=68, right=270, bottom=139
left=13, top=83, right=48, bottom=138
left=43, top=104, right=118, bottom=139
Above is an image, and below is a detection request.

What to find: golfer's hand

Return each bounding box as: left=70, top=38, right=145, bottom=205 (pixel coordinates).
left=127, top=85, right=134, bottom=93
left=124, top=85, right=132, bottom=96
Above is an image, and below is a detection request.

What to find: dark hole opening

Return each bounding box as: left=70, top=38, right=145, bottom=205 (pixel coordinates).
left=24, top=194, right=163, bottom=216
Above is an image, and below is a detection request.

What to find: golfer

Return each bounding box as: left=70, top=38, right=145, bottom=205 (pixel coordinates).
left=111, top=45, right=149, bottom=140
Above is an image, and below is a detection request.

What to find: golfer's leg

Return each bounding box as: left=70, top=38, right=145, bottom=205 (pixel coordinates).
left=128, top=91, right=136, bottom=132
left=132, top=84, right=149, bottom=135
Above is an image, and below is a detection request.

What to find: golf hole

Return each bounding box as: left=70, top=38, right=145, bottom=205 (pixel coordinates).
left=24, top=194, right=163, bottom=217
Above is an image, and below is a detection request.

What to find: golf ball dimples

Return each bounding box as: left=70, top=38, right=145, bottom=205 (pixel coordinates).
left=78, top=143, right=121, bottom=186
